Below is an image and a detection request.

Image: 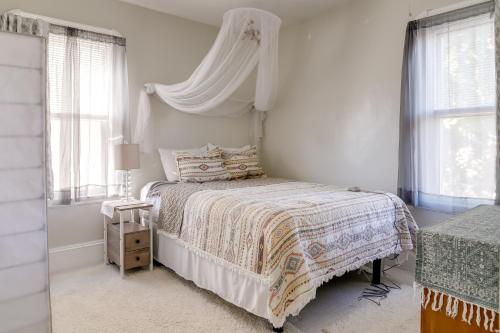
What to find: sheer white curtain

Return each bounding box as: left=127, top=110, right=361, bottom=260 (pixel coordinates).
left=399, top=2, right=497, bottom=213
left=48, top=26, right=129, bottom=204
left=134, top=8, right=281, bottom=152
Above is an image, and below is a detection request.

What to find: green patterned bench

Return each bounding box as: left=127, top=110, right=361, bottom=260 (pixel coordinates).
left=415, top=205, right=500, bottom=329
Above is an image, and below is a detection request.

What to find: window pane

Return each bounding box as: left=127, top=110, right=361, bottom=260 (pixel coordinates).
left=47, top=34, right=67, bottom=116
left=439, top=114, right=496, bottom=199
left=47, top=33, right=119, bottom=201
left=78, top=39, right=113, bottom=117
left=49, top=118, right=61, bottom=192
left=79, top=118, right=108, bottom=197
left=434, top=14, right=495, bottom=110
left=419, top=13, right=496, bottom=204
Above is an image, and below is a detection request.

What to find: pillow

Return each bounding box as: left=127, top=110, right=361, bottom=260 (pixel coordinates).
left=175, top=148, right=230, bottom=183
left=158, top=145, right=208, bottom=182
left=207, top=143, right=257, bottom=159
left=224, top=154, right=265, bottom=179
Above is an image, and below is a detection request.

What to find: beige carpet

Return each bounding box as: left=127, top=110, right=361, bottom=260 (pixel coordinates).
left=50, top=264, right=419, bottom=333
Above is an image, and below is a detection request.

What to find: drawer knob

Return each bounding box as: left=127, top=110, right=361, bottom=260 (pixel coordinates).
left=136, top=256, right=140, bottom=261
left=135, top=239, right=140, bottom=244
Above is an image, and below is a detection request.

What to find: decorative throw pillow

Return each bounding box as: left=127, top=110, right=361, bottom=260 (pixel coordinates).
left=224, top=154, right=265, bottom=179
left=159, top=145, right=208, bottom=181
left=175, top=149, right=230, bottom=183
left=207, top=143, right=258, bottom=159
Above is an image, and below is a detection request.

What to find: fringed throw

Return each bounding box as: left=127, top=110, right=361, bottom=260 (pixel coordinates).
left=415, top=206, right=500, bottom=322
left=416, top=284, right=500, bottom=332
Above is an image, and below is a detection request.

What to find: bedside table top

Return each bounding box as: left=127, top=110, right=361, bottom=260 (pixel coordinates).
left=114, top=202, right=153, bottom=211
left=101, top=199, right=153, bottom=218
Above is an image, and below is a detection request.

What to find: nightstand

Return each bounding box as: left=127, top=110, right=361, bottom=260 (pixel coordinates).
left=101, top=200, right=154, bottom=277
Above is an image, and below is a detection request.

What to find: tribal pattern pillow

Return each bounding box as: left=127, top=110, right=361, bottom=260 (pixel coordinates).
left=175, top=149, right=230, bottom=183
left=208, top=143, right=258, bottom=159
left=224, top=154, right=265, bottom=179
left=221, top=145, right=257, bottom=159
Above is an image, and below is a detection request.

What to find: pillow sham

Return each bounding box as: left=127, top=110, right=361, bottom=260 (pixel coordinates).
left=224, top=154, right=265, bottom=179
left=207, top=143, right=257, bottom=159
left=159, top=145, right=208, bottom=182
left=175, top=148, right=230, bottom=183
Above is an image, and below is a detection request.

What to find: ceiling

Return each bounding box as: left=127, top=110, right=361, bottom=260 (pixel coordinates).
left=119, top=0, right=346, bottom=26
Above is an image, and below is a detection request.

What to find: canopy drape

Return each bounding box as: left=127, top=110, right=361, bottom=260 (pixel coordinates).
left=133, top=8, right=281, bottom=152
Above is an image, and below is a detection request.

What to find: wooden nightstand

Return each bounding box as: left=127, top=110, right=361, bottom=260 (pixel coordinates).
left=101, top=200, right=153, bottom=277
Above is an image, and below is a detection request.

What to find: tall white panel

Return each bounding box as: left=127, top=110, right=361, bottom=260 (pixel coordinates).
left=0, top=32, right=50, bottom=333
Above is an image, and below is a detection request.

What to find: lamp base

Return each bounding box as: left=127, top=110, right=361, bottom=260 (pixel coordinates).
left=124, top=170, right=132, bottom=201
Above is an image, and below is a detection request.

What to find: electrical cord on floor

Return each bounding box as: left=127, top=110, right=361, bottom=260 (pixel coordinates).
left=357, top=259, right=401, bottom=306
left=347, top=187, right=406, bottom=306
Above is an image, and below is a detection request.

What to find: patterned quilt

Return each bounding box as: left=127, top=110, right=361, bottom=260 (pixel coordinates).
left=155, top=177, right=290, bottom=235
left=155, top=179, right=417, bottom=326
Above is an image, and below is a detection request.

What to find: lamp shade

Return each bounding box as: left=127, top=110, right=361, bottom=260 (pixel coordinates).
left=114, top=144, right=140, bottom=170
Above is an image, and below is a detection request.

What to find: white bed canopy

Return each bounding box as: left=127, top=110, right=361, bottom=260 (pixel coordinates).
left=133, top=8, right=282, bottom=152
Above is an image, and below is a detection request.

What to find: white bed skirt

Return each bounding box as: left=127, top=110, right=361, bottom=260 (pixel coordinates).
left=154, top=229, right=272, bottom=321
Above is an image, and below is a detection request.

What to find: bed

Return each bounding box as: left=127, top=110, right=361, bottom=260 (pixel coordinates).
left=140, top=177, right=417, bottom=330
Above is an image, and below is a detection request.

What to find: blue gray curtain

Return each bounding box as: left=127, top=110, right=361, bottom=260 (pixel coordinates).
left=398, top=0, right=497, bottom=213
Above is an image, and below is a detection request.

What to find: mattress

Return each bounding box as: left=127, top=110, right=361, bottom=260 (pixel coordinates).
left=142, top=178, right=418, bottom=327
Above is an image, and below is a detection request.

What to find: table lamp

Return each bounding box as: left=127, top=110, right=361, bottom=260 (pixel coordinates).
left=114, top=143, right=140, bottom=201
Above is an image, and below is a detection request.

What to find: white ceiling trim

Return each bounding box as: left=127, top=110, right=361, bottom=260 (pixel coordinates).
left=118, top=0, right=346, bottom=27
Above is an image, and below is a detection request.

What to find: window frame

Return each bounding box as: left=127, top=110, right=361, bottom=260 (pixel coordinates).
left=47, top=30, right=125, bottom=204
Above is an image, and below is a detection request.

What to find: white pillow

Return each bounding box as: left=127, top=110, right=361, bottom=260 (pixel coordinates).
left=158, top=145, right=208, bottom=181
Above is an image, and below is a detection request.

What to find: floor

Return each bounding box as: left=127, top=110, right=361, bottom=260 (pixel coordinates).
left=50, top=263, right=419, bottom=333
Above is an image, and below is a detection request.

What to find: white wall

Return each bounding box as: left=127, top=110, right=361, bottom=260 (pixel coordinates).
left=263, top=0, right=466, bottom=193
left=261, top=0, right=464, bottom=272
left=0, top=0, right=252, bottom=254
left=1, top=0, right=463, bottom=271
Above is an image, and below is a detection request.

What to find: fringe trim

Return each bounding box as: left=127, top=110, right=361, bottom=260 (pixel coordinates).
left=267, top=248, right=409, bottom=327
left=161, top=232, right=411, bottom=327
left=414, top=284, right=499, bottom=332
left=158, top=230, right=271, bottom=284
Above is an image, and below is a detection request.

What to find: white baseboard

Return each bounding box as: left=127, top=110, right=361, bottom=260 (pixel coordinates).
left=49, top=239, right=104, bottom=274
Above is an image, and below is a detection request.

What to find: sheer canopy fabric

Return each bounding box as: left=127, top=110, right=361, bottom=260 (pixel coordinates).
left=134, top=8, right=281, bottom=152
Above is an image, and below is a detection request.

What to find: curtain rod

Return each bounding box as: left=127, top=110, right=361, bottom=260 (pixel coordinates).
left=415, top=0, right=491, bottom=19
left=6, top=9, right=123, bottom=37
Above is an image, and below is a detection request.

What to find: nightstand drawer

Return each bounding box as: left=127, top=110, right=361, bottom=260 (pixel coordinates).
left=107, top=222, right=150, bottom=252
left=125, top=230, right=149, bottom=251
left=124, top=249, right=150, bottom=270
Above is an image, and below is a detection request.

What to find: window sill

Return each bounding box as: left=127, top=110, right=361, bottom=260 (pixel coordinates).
left=48, top=196, right=122, bottom=209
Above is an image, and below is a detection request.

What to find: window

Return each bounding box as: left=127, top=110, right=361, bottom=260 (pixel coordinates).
left=422, top=14, right=496, bottom=200
left=399, top=3, right=497, bottom=213
left=47, top=27, right=128, bottom=204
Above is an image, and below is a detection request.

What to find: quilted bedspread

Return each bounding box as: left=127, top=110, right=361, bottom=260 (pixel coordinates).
left=156, top=180, right=418, bottom=326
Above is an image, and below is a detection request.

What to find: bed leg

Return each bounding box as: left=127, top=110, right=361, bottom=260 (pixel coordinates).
left=372, top=259, right=382, bottom=285
left=272, top=327, right=283, bottom=332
